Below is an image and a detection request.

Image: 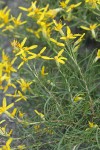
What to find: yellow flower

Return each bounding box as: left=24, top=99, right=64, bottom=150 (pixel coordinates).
left=0, top=97, right=14, bottom=118
left=59, top=0, right=70, bottom=8
left=19, top=110, right=25, bottom=118
left=80, top=24, right=99, bottom=38
left=15, top=38, right=38, bottom=56
left=12, top=13, right=27, bottom=27
left=88, top=121, right=98, bottom=128
left=47, top=8, right=63, bottom=18
left=96, top=49, right=100, bottom=59
left=41, top=66, right=48, bottom=76
left=94, top=49, right=100, bottom=62
left=0, top=7, right=11, bottom=27
left=26, top=28, right=41, bottom=38
left=0, top=70, right=9, bottom=90
left=3, top=78, right=16, bottom=93
left=25, top=1, right=42, bottom=18
left=19, top=1, right=35, bottom=12
left=73, top=33, right=85, bottom=52
left=73, top=94, right=84, bottom=102
left=10, top=108, right=17, bottom=118
left=3, top=56, right=17, bottom=75
left=60, top=26, right=81, bottom=40
left=6, top=90, right=27, bottom=102
left=34, top=110, right=45, bottom=120
left=15, top=91, right=27, bottom=102
left=2, top=51, right=9, bottom=62
left=37, top=4, right=49, bottom=24
left=53, top=19, right=64, bottom=35
left=28, top=47, right=53, bottom=60
left=80, top=24, right=98, bottom=31
left=1, top=138, right=13, bottom=150
left=66, top=2, right=82, bottom=12
left=17, top=52, right=36, bottom=69
left=17, top=78, right=32, bottom=92
left=0, top=125, right=13, bottom=137
left=85, top=0, right=99, bottom=8
left=2, top=25, right=14, bottom=32
left=37, top=21, right=53, bottom=39
left=54, top=49, right=67, bottom=64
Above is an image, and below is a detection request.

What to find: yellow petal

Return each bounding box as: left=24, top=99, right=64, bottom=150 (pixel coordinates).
left=28, top=45, right=38, bottom=50
left=3, top=97, right=7, bottom=107
left=80, top=26, right=90, bottom=30
left=41, top=56, right=53, bottom=60
left=6, top=103, right=14, bottom=110
left=19, top=7, right=28, bottom=11
left=21, top=37, right=27, bottom=47
left=58, top=49, right=64, bottom=57
left=39, top=47, right=46, bottom=55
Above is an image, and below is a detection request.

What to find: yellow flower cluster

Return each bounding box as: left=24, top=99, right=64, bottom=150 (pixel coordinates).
left=85, top=0, right=100, bottom=8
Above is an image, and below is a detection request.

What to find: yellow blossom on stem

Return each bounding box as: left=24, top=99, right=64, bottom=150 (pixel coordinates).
left=47, top=8, right=63, bottom=18
left=26, top=1, right=42, bottom=18
left=3, top=57, right=17, bottom=75
left=17, top=52, right=36, bottom=69
left=3, top=78, right=16, bottom=93
left=17, top=78, right=33, bottom=92
left=80, top=24, right=99, bottom=38
left=85, top=0, right=99, bottom=8
left=94, top=49, right=100, bottom=62
left=10, top=108, right=17, bottom=118
left=0, top=97, right=14, bottom=118
left=59, top=0, right=70, bottom=8
left=66, top=2, right=82, bottom=12
left=54, top=49, right=67, bottom=64
left=0, top=7, right=11, bottom=28
left=41, top=66, right=48, bottom=76
left=88, top=121, right=98, bottom=128
left=34, top=110, right=45, bottom=120
left=6, top=90, right=27, bottom=102
left=73, top=94, right=84, bottom=102
left=2, top=25, right=14, bottom=32
left=28, top=47, right=53, bottom=60
left=60, top=26, right=81, bottom=40
left=26, top=28, right=41, bottom=38
left=19, top=110, right=25, bottom=118
left=12, top=13, right=27, bottom=27
left=2, top=51, right=9, bottom=62
left=19, top=1, right=36, bottom=12
left=6, top=90, right=18, bottom=98
left=53, top=19, right=64, bottom=35
left=37, top=21, right=53, bottom=39
left=96, top=49, right=100, bottom=59
left=15, top=91, right=27, bottom=102
left=0, top=125, right=13, bottom=137
left=0, top=71, right=9, bottom=90
left=0, top=138, right=13, bottom=150
left=15, top=37, right=38, bottom=56
left=73, top=33, right=85, bottom=52
left=37, top=4, right=49, bottom=24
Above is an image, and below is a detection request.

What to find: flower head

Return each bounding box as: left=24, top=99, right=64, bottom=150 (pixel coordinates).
left=54, top=49, right=67, bottom=64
